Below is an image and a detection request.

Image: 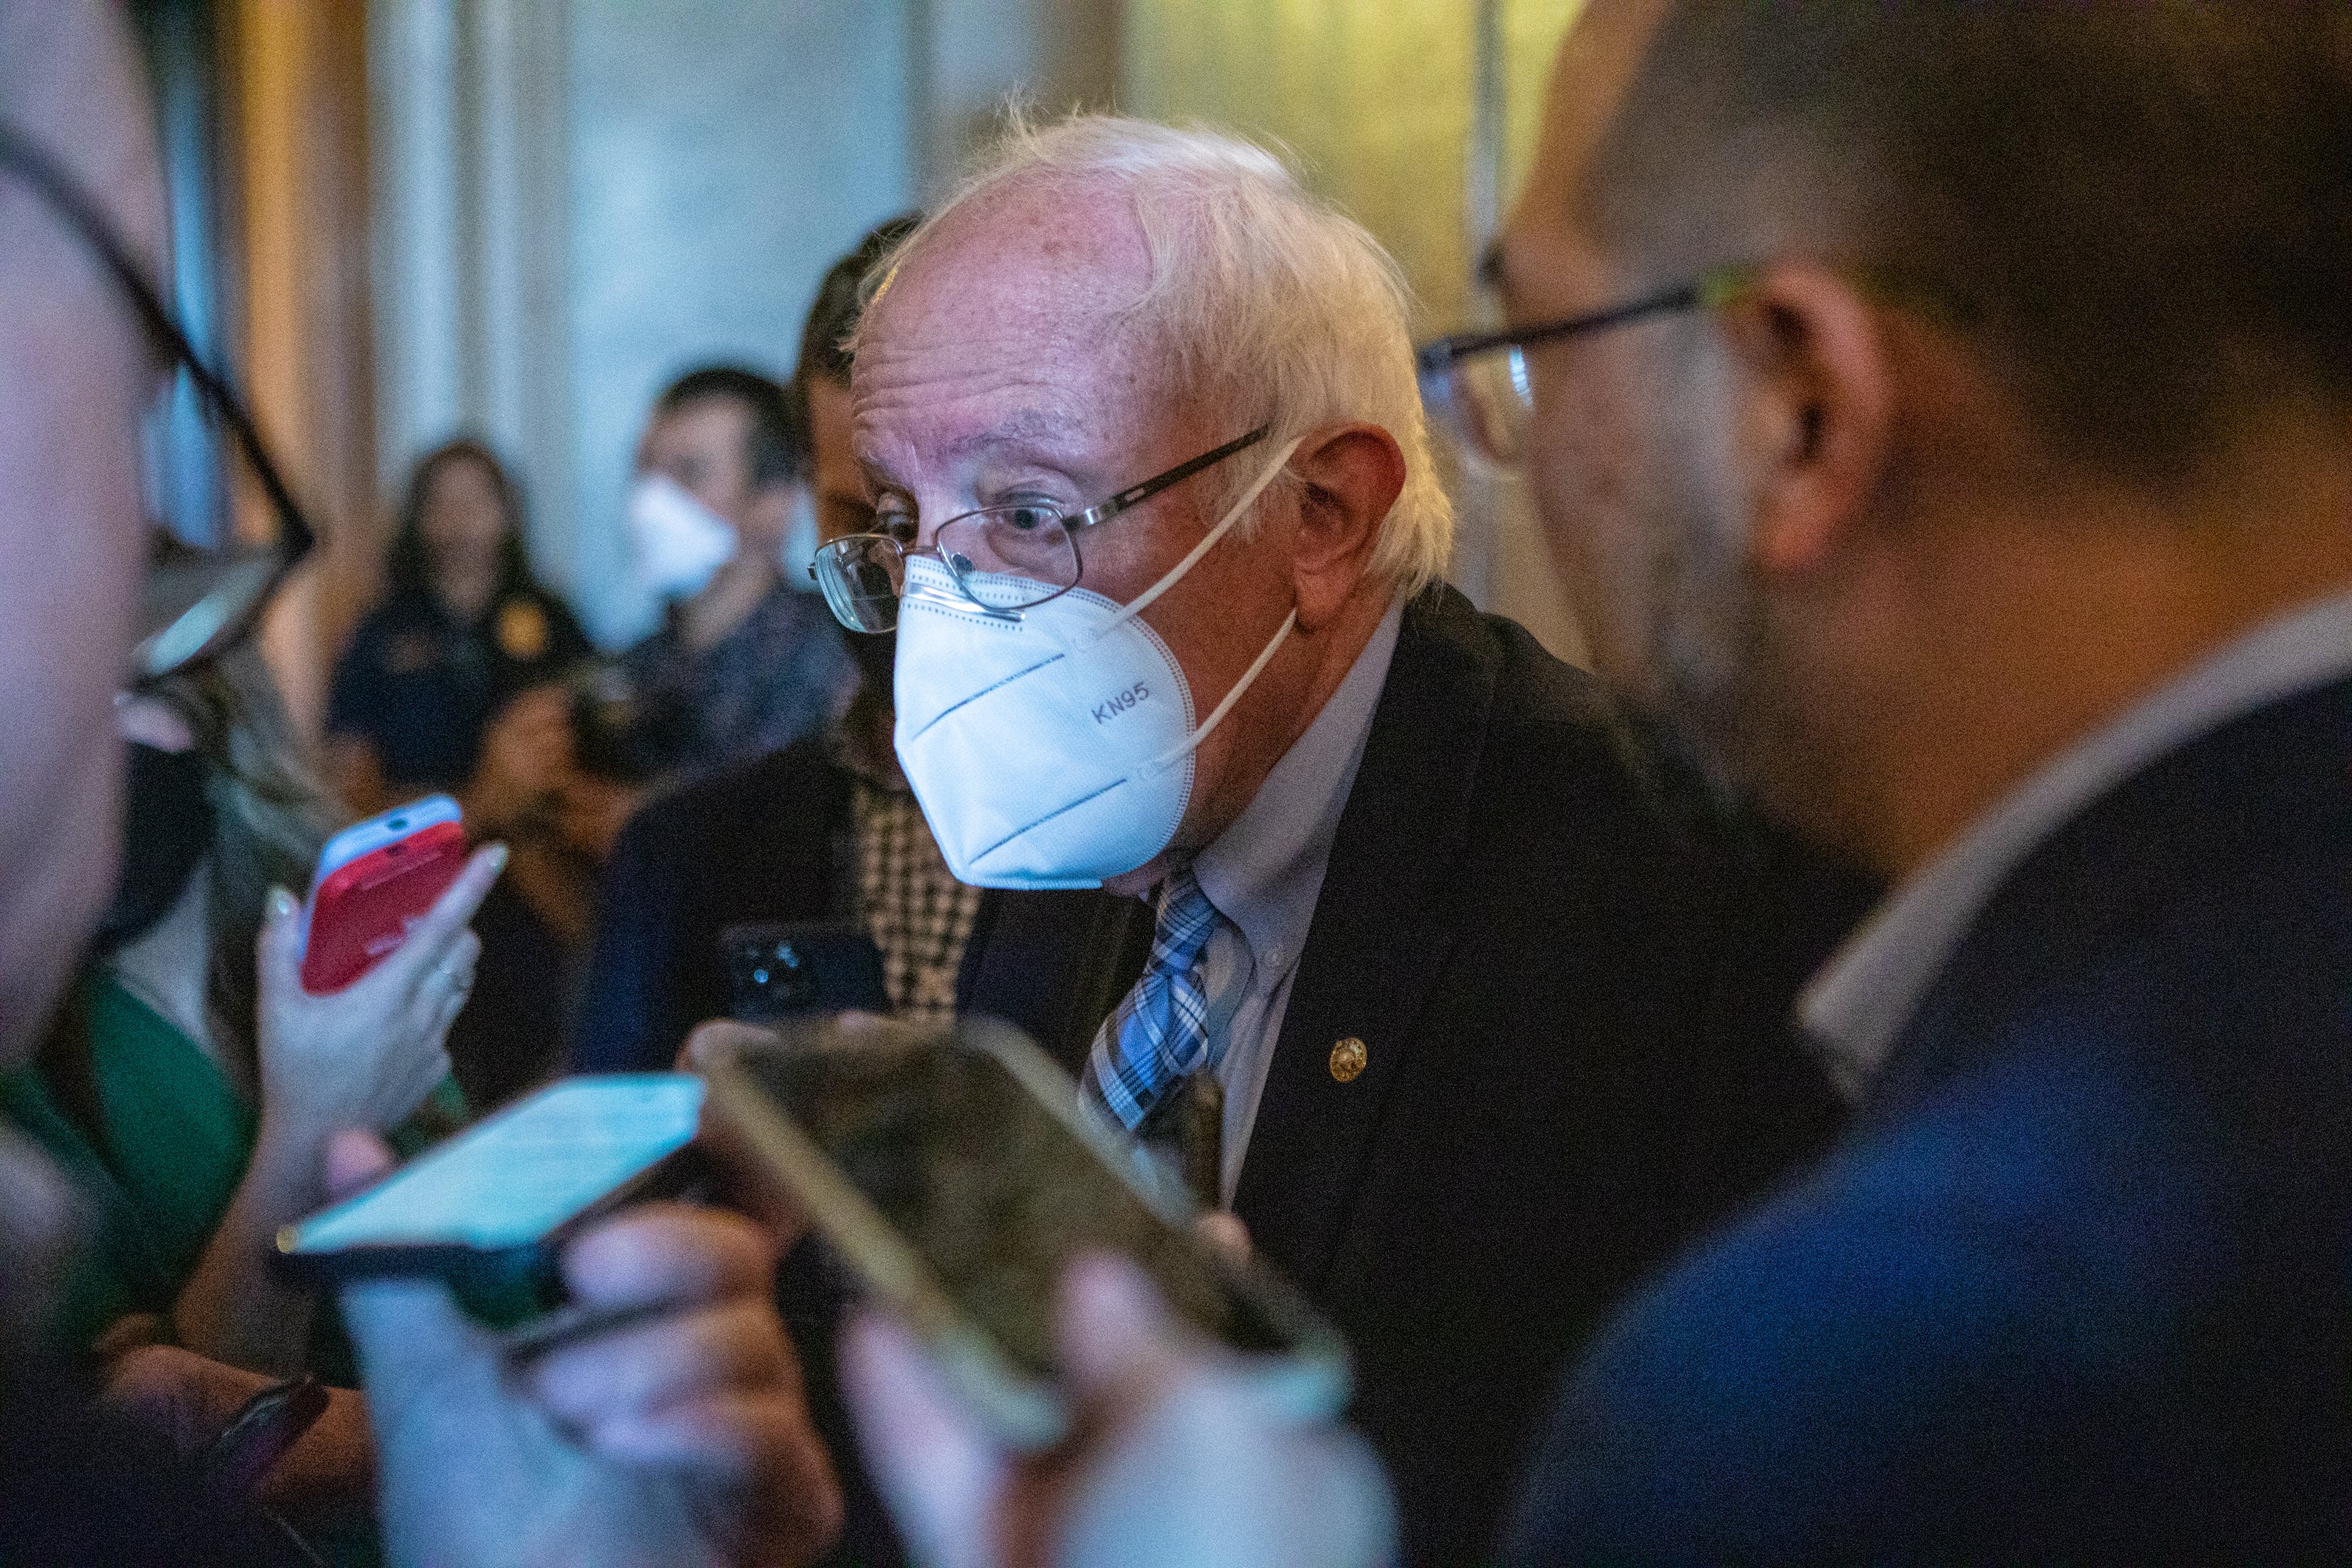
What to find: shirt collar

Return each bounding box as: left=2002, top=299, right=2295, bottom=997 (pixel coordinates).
left=1192, top=597, right=1403, bottom=979
left=1802, top=588, right=2352, bottom=1100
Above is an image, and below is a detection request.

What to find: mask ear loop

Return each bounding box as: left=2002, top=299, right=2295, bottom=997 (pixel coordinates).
left=1138, top=606, right=1298, bottom=777
left=1082, top=437, right=1306, bottom=649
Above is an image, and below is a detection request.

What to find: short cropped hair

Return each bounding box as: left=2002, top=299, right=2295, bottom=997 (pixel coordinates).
left=797, top=214, right=921, bottom=390
left=862, top=114, right=1454, bottom=595
left=653, top=365, right=807, bottom=488
left=1588, top=2, right=2352, bottom=488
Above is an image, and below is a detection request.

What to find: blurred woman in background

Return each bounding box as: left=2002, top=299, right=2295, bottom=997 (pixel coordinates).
left=325, top=439, right=590, bottom=815
left=0, top=648, right=499, bottom=1380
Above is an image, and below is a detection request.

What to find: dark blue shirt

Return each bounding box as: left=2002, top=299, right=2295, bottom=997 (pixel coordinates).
left=620, top=583, right=853, bottom=780
left=327, top=584, right=590, bottom=790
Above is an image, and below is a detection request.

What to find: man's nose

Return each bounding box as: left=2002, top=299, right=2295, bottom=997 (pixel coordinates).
left=905, top=492, right=967, bottom=551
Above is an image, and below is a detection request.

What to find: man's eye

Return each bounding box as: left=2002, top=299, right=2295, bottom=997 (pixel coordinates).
left=1000, top=503, right=1061, bottom=534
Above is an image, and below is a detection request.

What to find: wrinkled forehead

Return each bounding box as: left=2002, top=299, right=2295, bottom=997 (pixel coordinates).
left=851, top=175, right=1170, bottom=468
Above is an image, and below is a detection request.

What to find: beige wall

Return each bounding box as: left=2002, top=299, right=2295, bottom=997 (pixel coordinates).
left=1123, top=2, right=1482, bottom=335
left=1122, top=0, right=1588, bottom=662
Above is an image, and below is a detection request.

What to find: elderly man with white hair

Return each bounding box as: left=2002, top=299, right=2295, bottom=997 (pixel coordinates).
left=813, top=114, right=1867, bottom=1560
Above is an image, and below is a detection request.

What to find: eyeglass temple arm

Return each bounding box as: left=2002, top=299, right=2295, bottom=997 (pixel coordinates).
left=1417, top=278, right=1741, bottom=376
left=0, top=120, right=316, bottom=556
left=1070, top=423, right=1272, bottom=532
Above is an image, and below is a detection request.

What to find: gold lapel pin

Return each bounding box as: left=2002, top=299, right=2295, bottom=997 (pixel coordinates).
left=1329, top=1036, right=1368, bottom=1083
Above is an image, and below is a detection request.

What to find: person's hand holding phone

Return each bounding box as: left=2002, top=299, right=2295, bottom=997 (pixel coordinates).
left=165, top=840, right=509, bottom=1376
left=462, top=683, right=574, bottom=837
left=254, top=841, right=504, bottom=1158
left=326, top=1130, right=844, bottom=1568
left=842, top=1255, right=1396, bottom=1568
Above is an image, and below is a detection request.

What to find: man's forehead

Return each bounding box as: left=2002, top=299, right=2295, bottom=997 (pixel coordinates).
left=650, top=395, right=750, bottom=445
left=852, top=175, right=1161, bottom=472
left=1494, top=0, right=1676, bottom=303
left=871, top=176, right=1152, bottom=345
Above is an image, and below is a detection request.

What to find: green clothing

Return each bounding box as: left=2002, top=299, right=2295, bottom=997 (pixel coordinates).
left=1, top=972, right=466, bottom=1362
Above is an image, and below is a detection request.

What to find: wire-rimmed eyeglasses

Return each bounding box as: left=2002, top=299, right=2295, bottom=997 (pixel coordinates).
left=810, top=424, right=1271, bottom=633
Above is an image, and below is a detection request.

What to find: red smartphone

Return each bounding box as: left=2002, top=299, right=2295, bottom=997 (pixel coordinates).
left=301, top=794, right=467, bottom=993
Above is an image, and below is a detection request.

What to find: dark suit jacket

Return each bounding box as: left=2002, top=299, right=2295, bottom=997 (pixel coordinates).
left=571, top=742, right=855, bottom=1074
left=1185, top=583, right=1867, bottom=1561
left=1510, top=677, right=2352, bottom=1561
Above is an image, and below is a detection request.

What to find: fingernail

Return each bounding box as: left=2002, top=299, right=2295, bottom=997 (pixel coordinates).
left=268, top=887, right=296, bottom=922
left=486, top=843, right=510, bottom=873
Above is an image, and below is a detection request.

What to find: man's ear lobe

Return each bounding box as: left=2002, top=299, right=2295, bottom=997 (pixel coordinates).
left=1731, top=267, right=1893, bottom=578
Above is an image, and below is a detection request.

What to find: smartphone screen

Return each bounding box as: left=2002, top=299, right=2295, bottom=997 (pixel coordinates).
left=279, top=1075, right=702, bottom=1258
left=699, top=1018, right=1348, bottom=1446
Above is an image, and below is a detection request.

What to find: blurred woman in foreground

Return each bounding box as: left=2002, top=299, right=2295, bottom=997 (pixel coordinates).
left=0, top=648, right=499, bottom=1379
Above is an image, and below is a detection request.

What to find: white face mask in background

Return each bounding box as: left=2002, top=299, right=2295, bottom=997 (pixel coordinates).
left=893, top=439, right=1303, bottom=890
left=626, top=472, right=738, bottom=601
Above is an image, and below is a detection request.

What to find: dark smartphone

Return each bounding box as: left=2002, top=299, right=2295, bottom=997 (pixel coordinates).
left=273, top=1075, right=703, bottom=1323
left=695, top=1014, right=1351, bottom=1449
left=723, top=921, right=888, bottom=1021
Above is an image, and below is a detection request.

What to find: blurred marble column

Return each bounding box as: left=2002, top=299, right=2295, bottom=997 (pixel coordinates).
left=370, top=0, right=572, bottom=627
left=372, top=0, right=929, bottom=646
left=909, top=0, right=1122, bottom=196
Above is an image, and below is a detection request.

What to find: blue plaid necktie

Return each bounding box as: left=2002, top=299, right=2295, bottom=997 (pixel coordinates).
left=1080, top=866, right=1221, bottom=1132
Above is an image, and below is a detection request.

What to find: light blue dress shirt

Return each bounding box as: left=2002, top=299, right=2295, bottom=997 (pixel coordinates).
left=1191, top=598, right=1403, bottom=1204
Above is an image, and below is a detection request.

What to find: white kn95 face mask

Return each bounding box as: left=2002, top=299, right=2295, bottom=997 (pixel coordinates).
left=626, top=472, right=738, bottom=601
left=892, top=439, right=1304, bottom=890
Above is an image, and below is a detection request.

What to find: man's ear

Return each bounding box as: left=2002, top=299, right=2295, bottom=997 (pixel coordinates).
left=1718, top=267, right=1893, bottom=579
left=1287, top=424, right=1406, bottom=632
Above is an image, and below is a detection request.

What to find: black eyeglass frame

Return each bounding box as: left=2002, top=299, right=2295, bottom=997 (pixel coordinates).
left=1416, top=283, right=1693, bottom=383
left=0, top=119, right=317, bottom=684
left=1414, top=268, right=1753, bottom=383
left=814, top=423, right=1272, bottom=628
left=1414, top=268, right=1756, bottom=473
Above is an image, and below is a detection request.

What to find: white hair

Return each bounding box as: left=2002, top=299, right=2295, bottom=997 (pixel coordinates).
left=859, top=112, right=1454, bottom=597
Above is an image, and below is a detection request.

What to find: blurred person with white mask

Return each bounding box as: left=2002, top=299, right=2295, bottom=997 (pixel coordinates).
left=621, top=365, right=855, bottom=779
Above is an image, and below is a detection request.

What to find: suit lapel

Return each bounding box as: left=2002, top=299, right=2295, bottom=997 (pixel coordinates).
left=1232, top=586, right=1500, bottom=1290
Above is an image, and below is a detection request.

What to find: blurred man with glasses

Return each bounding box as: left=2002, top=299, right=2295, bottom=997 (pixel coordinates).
left=811, top=111, right=1867, bottom=1562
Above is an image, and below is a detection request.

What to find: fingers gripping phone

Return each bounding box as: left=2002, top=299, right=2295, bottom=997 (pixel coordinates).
left=301, top=794, right=467, bottom=993
left=274, top=1075, right=704, bottom=1323
left=696, top=1014, right=1352, bottom=1449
